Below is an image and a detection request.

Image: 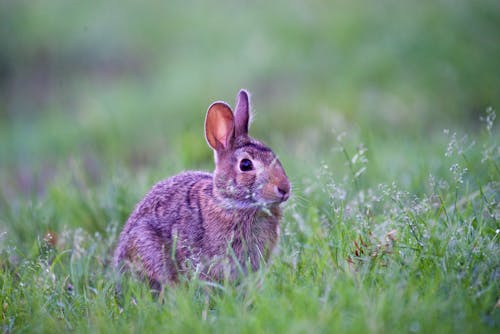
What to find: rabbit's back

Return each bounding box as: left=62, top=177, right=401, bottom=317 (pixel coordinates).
left=113, top=171, right=213, bottom=283
left=130, top=171, right=212, bottom=228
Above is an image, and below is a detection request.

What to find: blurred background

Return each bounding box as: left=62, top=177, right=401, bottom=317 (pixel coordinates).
left=1, top=0, right=499, bottom=201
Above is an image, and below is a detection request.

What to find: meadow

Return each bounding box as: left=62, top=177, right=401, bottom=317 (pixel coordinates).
left=1, top=1, right=499, bottom=333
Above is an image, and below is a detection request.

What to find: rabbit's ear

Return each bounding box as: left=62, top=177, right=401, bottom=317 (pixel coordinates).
left=205, top=102, right=235, bottom=150
left=234, top=89, right=250, bottom=137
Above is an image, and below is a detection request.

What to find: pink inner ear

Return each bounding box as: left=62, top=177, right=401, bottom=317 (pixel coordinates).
left=205, top=102, right=235, bottom=150
left=215, top=111, right=234, bottom=147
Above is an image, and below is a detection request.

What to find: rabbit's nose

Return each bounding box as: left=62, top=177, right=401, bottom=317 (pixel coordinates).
left=276, top=183, right=290, bottom=202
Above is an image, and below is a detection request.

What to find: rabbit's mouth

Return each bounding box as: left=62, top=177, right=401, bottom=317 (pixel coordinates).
left=259, top=181, right=291, bottom=205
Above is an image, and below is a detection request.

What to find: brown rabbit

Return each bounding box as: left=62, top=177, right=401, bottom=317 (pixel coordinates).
left=113, top=89, right=290, bottom=289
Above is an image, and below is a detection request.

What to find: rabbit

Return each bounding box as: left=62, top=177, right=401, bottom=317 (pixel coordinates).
left=113, top=89, right=290, bottom=289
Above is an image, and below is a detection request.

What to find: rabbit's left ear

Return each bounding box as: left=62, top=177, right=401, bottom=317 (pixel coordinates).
left=234, top=89, right=250, bottom=137
left=205, top=102, right=235, bottom=151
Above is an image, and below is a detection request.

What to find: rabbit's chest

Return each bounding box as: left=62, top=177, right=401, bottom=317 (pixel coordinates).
left=178, top=207, right=281, bottom=280
left=231, top=209, right=280, bottom=256
left=247, top=212, right=279, bottom=242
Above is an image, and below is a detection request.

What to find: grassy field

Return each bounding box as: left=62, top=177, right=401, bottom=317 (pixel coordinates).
left=1, top=1, right=499, bottom=333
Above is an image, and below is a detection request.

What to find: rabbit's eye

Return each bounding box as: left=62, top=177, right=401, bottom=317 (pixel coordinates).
left=239, top=159, right=253, bottom=172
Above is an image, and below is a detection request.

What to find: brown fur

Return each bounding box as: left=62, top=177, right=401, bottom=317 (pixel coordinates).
left=113, top=90, right=290, bottom=288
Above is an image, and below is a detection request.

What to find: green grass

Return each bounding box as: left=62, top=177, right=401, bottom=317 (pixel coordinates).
left=1, top=1, right=500, bottom=333
left=1, top=116, right=498, bottom=333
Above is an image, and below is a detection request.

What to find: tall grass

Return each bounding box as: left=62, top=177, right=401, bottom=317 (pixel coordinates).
left=1, top=109, right=498, bottom=333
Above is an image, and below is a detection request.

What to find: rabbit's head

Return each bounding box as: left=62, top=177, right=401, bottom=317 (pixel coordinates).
left=205, top=90, right=290, bottom=209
